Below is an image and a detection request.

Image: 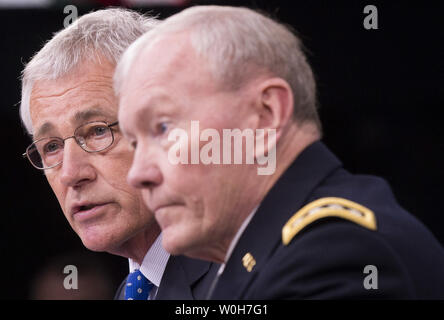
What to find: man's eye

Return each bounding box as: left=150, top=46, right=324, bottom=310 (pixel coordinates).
left=157, top=122, right=169, bottom=134
left=43, top=140, right=63, bottom=154
left=85, top=125, right=109, bottom=139
left=92, top=125, right=108, bottom=136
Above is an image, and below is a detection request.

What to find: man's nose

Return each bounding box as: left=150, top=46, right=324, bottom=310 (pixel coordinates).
left=127, top=146, right=163, bottom=190
left=59, top=138, right=96, bottom=188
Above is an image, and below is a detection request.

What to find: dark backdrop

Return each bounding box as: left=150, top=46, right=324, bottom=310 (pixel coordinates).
left=1, top=0, right=443, bottom=299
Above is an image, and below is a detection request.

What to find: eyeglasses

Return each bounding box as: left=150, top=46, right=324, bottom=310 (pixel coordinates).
left=23, top=121, right=119, bottom=170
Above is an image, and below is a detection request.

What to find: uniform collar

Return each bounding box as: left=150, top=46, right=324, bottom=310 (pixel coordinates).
left=217, top=206, right=259, bottom=276
left=212, top=140, right=342, bottom=298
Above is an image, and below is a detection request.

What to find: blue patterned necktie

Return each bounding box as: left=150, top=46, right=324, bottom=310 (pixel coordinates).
left=124, top=269, right=154, bottom=300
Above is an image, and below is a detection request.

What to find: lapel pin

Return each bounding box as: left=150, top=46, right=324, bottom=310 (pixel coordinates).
left=242, top=253, right=256, bottom=272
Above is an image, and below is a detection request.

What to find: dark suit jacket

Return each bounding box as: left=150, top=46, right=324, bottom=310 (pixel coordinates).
left=115, top=255, right=218, bottom=300
left=210, top=141, right=444, bottom=299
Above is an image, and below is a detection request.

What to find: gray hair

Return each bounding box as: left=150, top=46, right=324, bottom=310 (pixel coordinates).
left=20, top=8, right=159, bottom=134
left=114, top=5, right=320, bottom=130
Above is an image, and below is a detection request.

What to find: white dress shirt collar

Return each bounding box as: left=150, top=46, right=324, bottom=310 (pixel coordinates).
left=128, top=234, right=170, bottom=288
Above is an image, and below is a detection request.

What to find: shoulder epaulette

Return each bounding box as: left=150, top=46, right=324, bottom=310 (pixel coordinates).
left=282, top=197, right=377, bottom=245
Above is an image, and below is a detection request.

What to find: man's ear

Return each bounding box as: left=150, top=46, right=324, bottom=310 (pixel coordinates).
left=256, top=77, right=294, bottom=136
left=253, top=77, right=294, bottom=166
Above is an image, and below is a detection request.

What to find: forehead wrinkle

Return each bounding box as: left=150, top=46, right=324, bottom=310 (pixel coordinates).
left=31, top=77, right=113, bottom=103
left=32, top=81, right=116, bottom=138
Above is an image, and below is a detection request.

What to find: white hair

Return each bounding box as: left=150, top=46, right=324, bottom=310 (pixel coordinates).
left=20, top=8, right=159, bottom=134
left=114, top=5, right=320, bottom=129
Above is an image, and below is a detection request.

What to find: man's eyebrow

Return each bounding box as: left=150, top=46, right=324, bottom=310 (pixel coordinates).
left=33, top=107, right=114, bottom=140
left=33, top=122, right=54, bottom=140
left=73, top=107, right=111, bottom=123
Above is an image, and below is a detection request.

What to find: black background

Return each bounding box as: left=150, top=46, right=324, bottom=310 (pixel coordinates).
left=1, top=0, right=443, bottom=299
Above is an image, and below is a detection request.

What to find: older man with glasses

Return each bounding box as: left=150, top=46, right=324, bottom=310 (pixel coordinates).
left=20, top=8, right=217, bottom=300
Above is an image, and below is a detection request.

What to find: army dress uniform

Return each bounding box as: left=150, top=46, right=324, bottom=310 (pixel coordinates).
left=210, top=141, right=444, bottom=299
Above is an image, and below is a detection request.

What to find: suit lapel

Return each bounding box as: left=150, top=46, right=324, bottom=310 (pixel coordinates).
left=211, top=141, right=342, bottom=299
left=114, top=275, right=127, bottom=300
left=156, top=255, right=218, bottom=299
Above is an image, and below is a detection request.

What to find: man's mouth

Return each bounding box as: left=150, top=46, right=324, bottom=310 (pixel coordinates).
left=77, top=204, right=96, bottom=212
left=152, top=202, right=182, bottom=214
left=71, top=202, right=111, bottom=221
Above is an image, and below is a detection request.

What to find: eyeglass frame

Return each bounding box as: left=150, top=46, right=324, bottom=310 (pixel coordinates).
left=22, top=120, right=119, bottom=170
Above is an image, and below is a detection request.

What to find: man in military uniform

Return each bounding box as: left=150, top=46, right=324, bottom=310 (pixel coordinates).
left=115, top=5, right=444, bottom=298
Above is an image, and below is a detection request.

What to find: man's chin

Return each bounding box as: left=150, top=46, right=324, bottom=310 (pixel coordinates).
left=80, top=238, right=111, bottom=253
left=161, top=228, right=198, bottom=257
left=161, top=230, right=184, bottom=256
left=77, top=228, right=120, bottom=253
